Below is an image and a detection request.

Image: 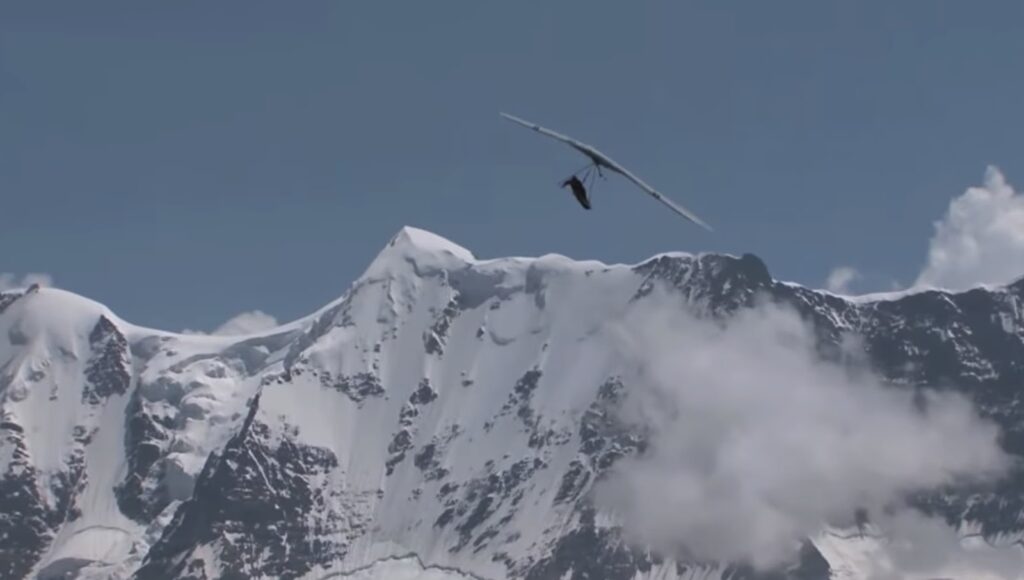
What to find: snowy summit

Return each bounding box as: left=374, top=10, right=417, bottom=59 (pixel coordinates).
left=1, top=227, right=1023, bottom=580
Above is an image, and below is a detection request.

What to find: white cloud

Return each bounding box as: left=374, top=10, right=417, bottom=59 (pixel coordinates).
left=865, top=511, right=1024, bottom=580
left=593, top=289, right=1010, bottom=572
left=185, top=310, right=280, bottom=336
left=915, top=166, right=1024, bottom=292
left=210, top=310, right=279, bottom=336
left=825, top=266, right=860, bottom=294
left=0, top=272, right=53, bottom=292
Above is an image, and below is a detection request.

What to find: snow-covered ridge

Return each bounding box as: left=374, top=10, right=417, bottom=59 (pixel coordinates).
left=8, top=225, right=1006, bottom=345
left=0, top=226, right=756, bottom=580
left=1, top=226, right=1023, bottom=580
left=2, top=226, right=1019, bottom=341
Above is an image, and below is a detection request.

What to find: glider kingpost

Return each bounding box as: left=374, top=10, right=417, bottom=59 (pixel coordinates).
left=499, top=112, right=712, bottom=231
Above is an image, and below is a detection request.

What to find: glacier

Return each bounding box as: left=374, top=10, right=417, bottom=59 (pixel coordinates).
left=1, top=226, right=1023, bottom=580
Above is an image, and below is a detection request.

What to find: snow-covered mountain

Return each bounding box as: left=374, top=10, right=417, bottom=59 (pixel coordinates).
left=2, top=226, right=1023, bottom=580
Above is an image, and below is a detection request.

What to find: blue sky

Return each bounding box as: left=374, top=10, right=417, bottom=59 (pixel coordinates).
left=2, top=2, right=1022, bottom=331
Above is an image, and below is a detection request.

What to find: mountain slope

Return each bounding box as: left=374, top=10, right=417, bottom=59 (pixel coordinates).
left=1, top=226, right=1022, bottom=580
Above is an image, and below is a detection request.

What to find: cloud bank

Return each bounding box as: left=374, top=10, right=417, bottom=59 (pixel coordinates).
left=594, top=290, right=1011, bottom=572
left=865, top=510, right=1024, bottom=580
left=915, top=166, right=1024, bottom=292
left=825, top=266, right=860, bottom=294
left=211, top=310, right=279, bottom=335
left=0, top=273, right=53, bottom=292
left=183, top=310, right=280, bottom=336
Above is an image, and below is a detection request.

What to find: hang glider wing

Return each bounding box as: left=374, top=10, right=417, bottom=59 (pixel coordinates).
left=499, top=112, right=610, bottom=168
left=603, top=159, right=713, bottom=231
left=499, top=112, right=713, bottom=231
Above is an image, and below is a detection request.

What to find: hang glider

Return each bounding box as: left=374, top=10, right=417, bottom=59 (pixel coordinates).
left=499, top=112, right=712, bottom=231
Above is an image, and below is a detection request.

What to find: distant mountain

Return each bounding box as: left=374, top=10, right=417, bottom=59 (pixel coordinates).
left=1, top=227, right=1022, bottom=579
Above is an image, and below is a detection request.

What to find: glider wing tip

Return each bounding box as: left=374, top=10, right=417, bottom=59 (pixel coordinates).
left=694, top=218, right=713, bottom=232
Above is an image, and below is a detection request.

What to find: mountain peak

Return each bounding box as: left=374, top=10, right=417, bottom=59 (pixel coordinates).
left=0, top=286, right=119, bottom=342
left=389, top=226, right=476, bottom=262
left=358, top=226, right=476, bottom=282
left=4, top=227, right=1024, bottom=579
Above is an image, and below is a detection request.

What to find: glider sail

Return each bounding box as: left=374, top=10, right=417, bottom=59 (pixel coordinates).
left=499, top=112, right=713, bottom=231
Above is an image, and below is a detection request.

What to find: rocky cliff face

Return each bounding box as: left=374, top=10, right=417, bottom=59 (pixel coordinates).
left=1, top=227, right=1021, bottom=580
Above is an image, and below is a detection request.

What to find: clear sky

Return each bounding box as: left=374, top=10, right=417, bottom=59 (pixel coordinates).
left=2, top=2, right=1022, bottom=331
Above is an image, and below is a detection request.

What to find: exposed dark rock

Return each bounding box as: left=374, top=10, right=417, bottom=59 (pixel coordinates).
left=318, top=371, right=385, bottom=403
left=386, top=428, right=415, bottom=476
left=0, top=292, right=19, bottom=315
left=499, top=369, right=543, bottom=428
left=83, top=316, right=131, bottom=404
left=116, top=392, right=171, bottom=523
left=410, top=378, right=438, bottom=406
left=425, top=297, right=461, bottom=355
left=523, top=507, right=658, bottom=580
left=135, top=393, right=352, bottom=580
left=0, top=429, right=54, bottom=580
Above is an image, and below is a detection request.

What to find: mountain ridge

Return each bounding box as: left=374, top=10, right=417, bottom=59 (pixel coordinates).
left=6, top=225, right=1016, bottom=339
left=2, top=226, right=1023, bottom=580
